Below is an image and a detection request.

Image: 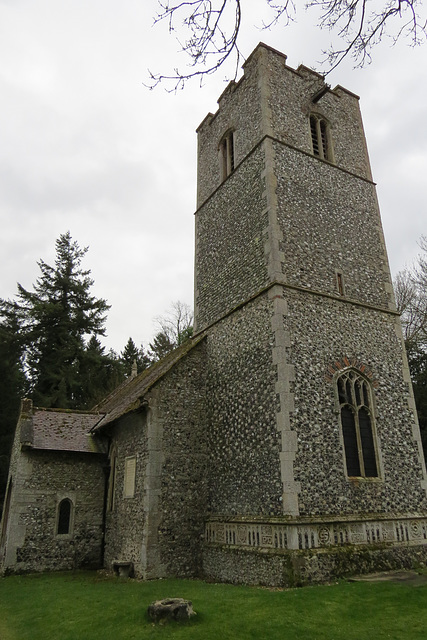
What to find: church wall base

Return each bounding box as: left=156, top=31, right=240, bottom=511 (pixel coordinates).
left=203, top=543, right=427, bottom=588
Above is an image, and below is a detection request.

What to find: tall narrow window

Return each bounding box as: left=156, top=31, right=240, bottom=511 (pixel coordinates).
left=57, top=498, right=72, bottom=535
left=220, top=130, right=235, bottom=181
left=336, top=272, right=344, bottom=296
left=337, top=370, right=378, bottom=478
left=309, top=115, right=332, bottom=161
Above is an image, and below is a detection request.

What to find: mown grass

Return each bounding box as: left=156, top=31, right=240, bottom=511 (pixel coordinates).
left=0, top=571, right=426, bottom=640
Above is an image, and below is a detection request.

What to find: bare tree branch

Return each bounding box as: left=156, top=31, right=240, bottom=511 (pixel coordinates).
left=154, top=300, right=194, bottom=346
left=147, top=0, right=243, bottom=90
left=394, top=237, right=427, bottom=350
left=149, top=0, right=427, bottom=88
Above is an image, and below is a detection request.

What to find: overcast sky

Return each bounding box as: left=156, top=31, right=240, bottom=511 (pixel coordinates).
left=1, top=1, right=426, bottom=353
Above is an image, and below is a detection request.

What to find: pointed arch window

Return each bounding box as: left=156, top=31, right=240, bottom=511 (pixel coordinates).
left=337, top=370, right=379, bottom=478
left=309, top=115, right=333, bottom=162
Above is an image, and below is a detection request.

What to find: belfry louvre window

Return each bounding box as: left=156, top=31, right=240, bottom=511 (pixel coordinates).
left=337, top=370, right=378, bottom=478
left=310, top=115, right=332, bottom=161
left=220, top=130, right=235, bottom=181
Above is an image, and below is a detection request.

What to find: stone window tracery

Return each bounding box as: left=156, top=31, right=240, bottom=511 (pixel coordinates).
left=337, top=369, right=379, bottom=478
left=220, top=130, right=235, bottom=181
left=309, top=115, right=333, bottom=162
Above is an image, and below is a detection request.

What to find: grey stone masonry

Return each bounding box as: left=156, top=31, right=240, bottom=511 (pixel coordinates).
left=0, top=402, right=106, bottom=574
left=103, top=340, right=207, bottom=579
left=195, top=43, right=427, bottom=584
left=2, top=42, right=427, bottom=587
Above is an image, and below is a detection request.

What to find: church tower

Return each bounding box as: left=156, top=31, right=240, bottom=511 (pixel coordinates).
left=195, top=44, right=427, bottom=583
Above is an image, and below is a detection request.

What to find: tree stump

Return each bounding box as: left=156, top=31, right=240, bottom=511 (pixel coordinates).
left=148, top=598, right=196, bottom=623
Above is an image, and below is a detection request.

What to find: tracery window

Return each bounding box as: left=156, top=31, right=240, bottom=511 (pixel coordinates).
left=337, top=370, right=379, bottom=478
left=309, top=115, right=332, bottom=161
left=220, top=130, right=235, bottom=181
left=57, top=498, right=73, bottom=535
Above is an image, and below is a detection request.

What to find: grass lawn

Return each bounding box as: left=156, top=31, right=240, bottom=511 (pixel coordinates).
left=0, top=571, right=426, bottom=640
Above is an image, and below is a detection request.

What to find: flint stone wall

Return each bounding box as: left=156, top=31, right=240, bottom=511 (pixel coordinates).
left=195, top=145, right=269, bottom=332
left=284, top=287, right=427, bottom=516
left=153, top=342, right=208, bottom=578
left=104, top=341, right=207, bottom=579
left=103, top=411, right=148, bottom=577
left=266, top=48, right=372, bottom=181
left=196, top=49, right=263, bottom=206
left=1, top=448, right=105, bottom=574
left=274, top=142, right=392, bottom=310
left=205, top=295, right=283, bottom=516
left=203, top=543, right=427, bottom=587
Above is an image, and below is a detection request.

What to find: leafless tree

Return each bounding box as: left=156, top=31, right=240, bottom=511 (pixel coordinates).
left=394, top=236, right=427, bottom=350
left=149, top=0, right=427, bottom=89
left=154, top=300, right=194, bottom=346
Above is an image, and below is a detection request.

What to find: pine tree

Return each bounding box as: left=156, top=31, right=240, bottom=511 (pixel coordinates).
left=121, top=338, right=152, bottom=375
left=75, top=337, right=126, bottom=409
left=0, top=304, right=27, bottom=513
left=149, top=331, right=175, bottom=361
left=2, top=232, right=110, bottom=409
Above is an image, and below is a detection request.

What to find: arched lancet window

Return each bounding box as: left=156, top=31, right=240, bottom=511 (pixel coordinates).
left=309, top=115, right=333, bottom=162
left=57, top=498, right=73, bottom=535
left=219, top=129, right=235, bottom=181
left=337, top=370, right=378, bottom=478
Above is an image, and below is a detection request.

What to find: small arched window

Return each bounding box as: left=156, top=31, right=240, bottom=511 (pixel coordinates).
left=220, top=130, right=235, bottom=181
left=309, top=115, right=332, bottom=162
left=57, top=498, right=73, bottom=535
left=337, top=370, right=379, bottom=478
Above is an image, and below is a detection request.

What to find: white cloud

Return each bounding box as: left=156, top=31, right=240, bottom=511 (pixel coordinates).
left=0, top=0, right=426, bottom=351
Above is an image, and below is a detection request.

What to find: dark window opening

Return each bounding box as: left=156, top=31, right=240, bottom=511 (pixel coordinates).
left=57, top=498, right=72, bottom=535
left=337, top=272, right=344, bottom=296
left=220, top=130, right=235, bottom=181
left=320, top=120, right=328, bottom=157
left=341, top=407, right=361, bottom=477
left=337, top=370, right=378, bottom=478
left=310, top=116, right=319, bottom=156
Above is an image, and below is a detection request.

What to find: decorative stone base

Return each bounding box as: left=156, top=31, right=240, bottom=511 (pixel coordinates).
left=204, top=515, right=427, bottom=586
left=206, top=515, right=427, bottom=551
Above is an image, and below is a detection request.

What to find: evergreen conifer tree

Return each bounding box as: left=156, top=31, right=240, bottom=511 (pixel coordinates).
left=2, top=232, right=110, bottom=409
left=0, top=306, right=27, bottom=513
left=121, top=338, right=152, bottom=375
